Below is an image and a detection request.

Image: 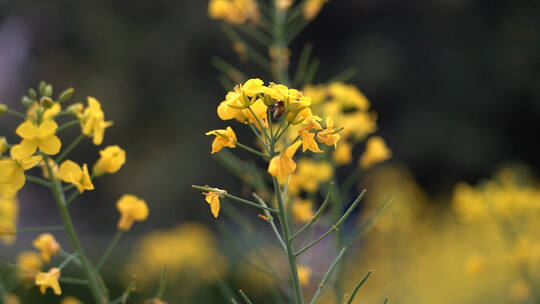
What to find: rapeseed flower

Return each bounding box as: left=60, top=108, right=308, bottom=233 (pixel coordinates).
left=292, top=199, right=314, bottom=223
left=0, top=221, right=16, bottom=235
left=359, top=136, right=391, bottom=169
left=288, top=159, right=333, bottom=194
left=16, top=251, right=42, bottom=280
left=93, top=145, right=126, bottom=176
left=268, top=140, right=302, bottom=184
left=205, top=127, right=237, bottom=154
left=26, top=101, right=61, bottom=122
left=333, top=141, right=353, bottom=165
left=33, top=233, right=61, bottom=263
left=35, top=267, right=62, bottom=295
left=203, top=188, right=227, bottom=218
left=59, top=160, right=94, bottom=193
left=299, top=130, right=322, bottom=153
left=0, top=145, right=42, bottom=197
left=15, top=119, right=62, bottom=156
left=316, top=117, right=340, bottom=148
left=297, top=265, right=312, bottom=286
left=116, top=194, right=149, bottom=231
left=78, top=97, right=113, bottom=146
left=208, top=0, right=259, bottom=24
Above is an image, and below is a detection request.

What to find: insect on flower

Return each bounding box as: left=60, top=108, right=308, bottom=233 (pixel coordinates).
left=270, top=100, right=286, bottom=120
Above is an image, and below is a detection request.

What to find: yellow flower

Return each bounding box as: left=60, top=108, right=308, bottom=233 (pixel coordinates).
left=208, top=0, right=259, bottom=24
left=268, top=140, right=302, bottom=184
left=78, top=97, right=113, bottom=145
left=33, top=233, right=61, bottom=263
left=303, top=0, right=328, bottom=19
left=203, top=188, right=227, bottom=218
left=217, top=80, right=268, bottom=128
left=0, top=145, right=42, bottom=197
left=262, top=83, right=289, bottom=101
left=205, top=127, right=237, bottom=154
left=333, top=141, right=353, bottom=165
left=3, top=294, right=20, bottom=304
left=60, top=296, right=84, bottom=304
left=93, top=145, right=126, bottom=176
left=289, top=159, right=333, bottom=194
left=297, top=265, right=312, bottom=286
left=299, top=130, right=322, bottom=153
left=359, top=136, right=392, bottom=169
left=35, top=267, right=62, bottom=295
left=41, top=158, right=60, bottom=179
left=0, top=136, right=7, bottom=155
left=327, top=82, right=370, bottom=111
left=15, top=119, right=62, bottom=156
left=0, top=221, right=16, bottom=235
left=16, top=251, right=42, bottom=280
left=292, top=199, right=314, bottom=223
left=116, top=194, right=149, bottom=231
left=59, top=160, right=94, bottom=193
left=316, top=117, right=340, bottom=148
left=26, top=102, right=61, bottom=122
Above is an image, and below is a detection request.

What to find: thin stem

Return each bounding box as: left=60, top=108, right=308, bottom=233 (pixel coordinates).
left=58, top=277, right=89, bottom=285
left=252, top=192, right=287, bottom=251
left=247, top=106, right=272, bottom=144
left=293, top=43, right=313, bottom=86
left=192, top=185, right=279, bottom=213
left=109, top=278, right=136, bottom=304
left=155, top=265, right=168, bottom=299
left=56, top=119, right=80, bottom=133
left=346, top=269, right=372, bottom=304
left=56, top=134, right=85, bottom=163
left=239, top=290, right=253, bottom=304
left=58, top=252, right=79, bottom=270
left=273, top=177, right=304, bottom=303
left=291, top=182, right=333, bottom=240
left=65, top=189, right=80, bottom=206
left=309, top=247, right=347, bottom=304
left=6, top=109, right=26, bottom=119
left=59, top=249, right=82, bottom=267
left=44, top=156, right=107, bottom=304
left=238, top=24, right=273, bottom=46
left=236, top=142, right=268, bottom=159
left=25, top=175, right=51, bottom=188
left=248, top=123, right=270, bottom=154
left=295, top=190, right=366, bottom=256
left=96, top=230, right=124, bottom=271
left=17, top=225, right=64, bottom=232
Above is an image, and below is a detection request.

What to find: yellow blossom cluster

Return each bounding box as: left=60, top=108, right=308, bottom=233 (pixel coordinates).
left=208, top=0, right=259, bottom=25
left=124, top=223, right=228, bottom=297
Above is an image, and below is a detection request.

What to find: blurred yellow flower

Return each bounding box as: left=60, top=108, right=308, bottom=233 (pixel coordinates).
left=59, top=160, right=94, bottom=193
left=16, top=119, right=61, bottom=156
left=327, top=82, right=370, bottom=111
left=116, top=194, right=149, bottom=231
left=78, top=97, right=113, bottom=146
left=41, top=158, right=60, bottom=180
left=0, top=195, right=18, bottom=244
left=208, top=0, right=259, bottom=24
left=0, top=145, right=42, bottom=197
left=33, top=233, right=61, bottom=263
left=268, top=140, right=302, bottom=184
left=203, top=188, right=226, bottom=218
left=300, top=130, right=322, bottom=153
left=303, top=0, right=328, bottom=20
left=93, top=145, right=126, bottom=176
left=3, top=294, right=20, bottom=304
left=359, top=136, right=391, bottom=169
left=333, top=141, right=353, bottom=165
left=26, top=101, right=61, bottom=121
left=60, top=296, right=84, bottom=304
left=292, top=199, right=314, bottom=223
left=297, top=265, right=312, bottom=286
left=289, top=159, right=333, bottom=194
left=465, top=254, right=486, bottom=276
left=205, top=126, right=237, bottom=154
left=0, top=136, right=7, bottom=155
left=509, top=281, right=531, bottom=302
left=0, top=221, right=16, bottom=235
left=16, top=251, right=42, bottom=280
left=144, top=299, right=167, bottom=304
left=316, top=117, right=340, bottom=148
left=35, top=267, right=61, bottom=295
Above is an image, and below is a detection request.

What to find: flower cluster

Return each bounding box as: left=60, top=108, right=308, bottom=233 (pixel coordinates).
left=208, top=0, right=259, bottom=25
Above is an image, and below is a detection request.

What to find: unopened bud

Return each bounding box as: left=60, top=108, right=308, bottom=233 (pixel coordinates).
left=40, top=96, right=54, bottom=108
left=0, top=104, right=7, bottom=114
left=22, top=96, right=34, bottom=107
left=67, top=102, right=83, bottom=115
left=28, top=88, right=37, bottom=99
left=43, top=84, right=53, bottom=97
left=58, top=87, right=74, bottom=102
left=0, top=137, right=7, bottom=155
left=38, top=81, right=47, bottom=95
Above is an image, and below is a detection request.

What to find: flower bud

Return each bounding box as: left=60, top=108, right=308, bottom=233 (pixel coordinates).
left=58, top=87, right=74, bottom=103
left=0, top=103, right=7, bottom=114
left=38, top=81, right=47, bottom=95
left=28, top=88, right=37, bottom=99
left=21, top=96, right=34, bottom=107
left=67, top=103, right=83, bottom=115
left=43, top=84, right=53, bottom=97
left=40, top=96, right=54, bottom=108
left=0, top=137, right=7, bottom=155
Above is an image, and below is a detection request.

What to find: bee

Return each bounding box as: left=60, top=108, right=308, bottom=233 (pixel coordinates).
left=270, top=100, right=285, bottom=120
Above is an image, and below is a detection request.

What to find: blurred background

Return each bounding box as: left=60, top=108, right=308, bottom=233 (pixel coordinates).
left=0, top=0, right=539, bottom=303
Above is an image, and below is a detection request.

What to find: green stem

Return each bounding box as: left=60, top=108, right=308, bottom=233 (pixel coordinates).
left=17, top=225, right=64, bottom=232
left=273, top=177, right=303, bottom=303
left=192, top=185, right=279, bottom=213
left=96, top=230, right=124, bottom=271
left=239, top=290, right=253, bottom=304
left=155, top=265, right=168, bottom=299
left=44, top=156, right=107, bottom=304
left=247, top=106, right=272, bottom=144
left=346, top=269, right=372, bottom=304
left=56, top=119, right=80, bottom=133
left=309, top=247, right=347, bottom=304
left=6, top=109, right=26, bottom=119
left=252, top=193, right=287, bottom=251
left=25, top=175, right=51, bottom=187
left=291, top=182, right=333, bottom=240
left=56, top=133, right=85, bottom=163
left=236, top=142, right=268, bottom=159
left=58, top=277, right=88, bottom=285
left=58, top=252, right=79, bottom=270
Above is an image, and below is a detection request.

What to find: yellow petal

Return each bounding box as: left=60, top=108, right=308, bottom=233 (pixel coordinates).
left=59, top=160, right=82, bottom=183
left=39, top=136, right=61, bottom=155
left=21, top=155, right=42, bottom=170
left=15, top=121, right=38, bottom=139
left=19, top=139, right=38, bottom=157
left=37, top=120, right=58, bottom=138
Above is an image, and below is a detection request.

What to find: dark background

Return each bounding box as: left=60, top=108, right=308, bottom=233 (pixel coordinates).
left=0, top=0, right=538, bottom=247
